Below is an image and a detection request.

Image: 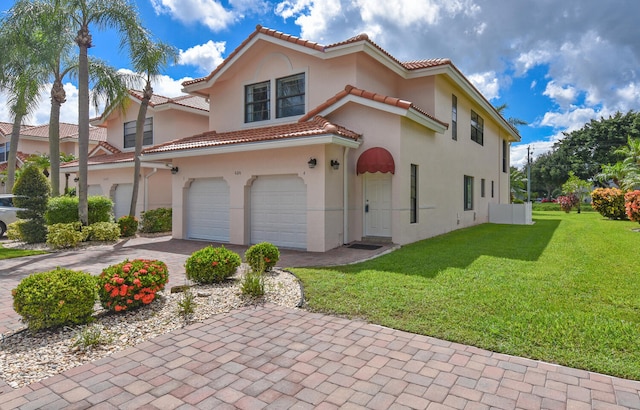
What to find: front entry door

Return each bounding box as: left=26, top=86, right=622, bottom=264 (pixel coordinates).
left=364, top=173, right=392, bottom=238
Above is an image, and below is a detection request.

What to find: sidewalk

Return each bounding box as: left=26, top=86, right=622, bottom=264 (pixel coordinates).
left=1, top=237, right=640, bottom=409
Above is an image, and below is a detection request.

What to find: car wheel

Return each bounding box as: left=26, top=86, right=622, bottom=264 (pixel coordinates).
left=0, top=222, right=6, bottom=238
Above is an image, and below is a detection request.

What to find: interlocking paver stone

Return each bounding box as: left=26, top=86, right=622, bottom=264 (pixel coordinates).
left=2, top=237, right=640, bottom=409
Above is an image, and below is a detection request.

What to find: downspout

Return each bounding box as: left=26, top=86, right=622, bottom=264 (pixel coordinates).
left=144, top=168, right=158, bottom=213
left=343, top=146, right=350, bottom=245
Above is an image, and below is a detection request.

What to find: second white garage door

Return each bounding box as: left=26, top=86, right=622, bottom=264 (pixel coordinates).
left=187, top=178, right=230, bottom=242
left=251, top=175, right=307, bottom=249
left=113, top=183, right=133, bottom=219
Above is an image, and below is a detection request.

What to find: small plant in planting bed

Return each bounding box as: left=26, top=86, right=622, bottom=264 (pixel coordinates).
left=97, top=259, right=169, bottom=312
left=185, top=246, right=241, bottom=284
left=245, top=242, right=280, bottom=272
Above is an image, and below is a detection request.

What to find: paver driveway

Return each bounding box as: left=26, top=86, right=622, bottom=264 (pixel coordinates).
left=1, top=236, right=639, bottom=409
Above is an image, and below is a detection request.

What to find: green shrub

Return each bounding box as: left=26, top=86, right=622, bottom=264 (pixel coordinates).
left=18, top=218, right=48, bottom=244
left=245, top=242, right=280, bottom=272
left=46, top=196, right=114, bottom=225
left=185, top=246, right=241, bottom=284
left=46, top=222, right=85, bottom=249
left=590, top=188, right=627, bottom=219
left=6, top=220, right=24, bottom=241
left=13, top=165, right=50, bottom=220
left=117, top=215, right=138, bottom=237
left=46, top=196, right=80, bottom=224
left=97, top=259, right=169, bottom=312
left=140, top=207, right=172, bottom=233
left=241, top=256, right=266, bottom=298
left=88, top=196, right=114, bottom=224
left=84, top=222, right=120, bottom=241
left=12, top=268, right=96, bottom=331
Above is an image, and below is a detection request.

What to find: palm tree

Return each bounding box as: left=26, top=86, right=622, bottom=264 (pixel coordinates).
left=0, top=7, right=48, bottom=193
left=496, top=103, right=528, bottom=130
left=615, top=137, right=640, bottom=190
left=127, top=32, right=178, bottom=217
left=67, top=0, right=144, bottom=225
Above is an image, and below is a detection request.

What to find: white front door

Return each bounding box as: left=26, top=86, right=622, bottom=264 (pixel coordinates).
left=364, top=173, right=392, bottom=238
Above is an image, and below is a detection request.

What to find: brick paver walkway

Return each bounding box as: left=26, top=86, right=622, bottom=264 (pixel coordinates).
left=2, top=237, right=640, bottom=409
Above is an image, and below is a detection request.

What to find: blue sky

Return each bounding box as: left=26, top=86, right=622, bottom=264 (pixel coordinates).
left=2, top=0, right=639, bottom=168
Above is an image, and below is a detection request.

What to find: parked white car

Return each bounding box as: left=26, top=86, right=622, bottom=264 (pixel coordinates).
left=0, top=194, right=23, bottom=237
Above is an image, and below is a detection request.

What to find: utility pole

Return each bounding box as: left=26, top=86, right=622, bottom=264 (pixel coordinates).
left=527, top=145, right=532, bottom=202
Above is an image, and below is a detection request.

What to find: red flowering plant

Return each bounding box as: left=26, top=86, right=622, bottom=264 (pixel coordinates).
left=97, top=259, right=169, bottom=312
left=185, top=246, right=241, bottom=284
left=591, top=187, right=627, bottom=219
left=624, top=190, right=640, bottom=223
left=557, top=194, right=579, bottom=213
left=245, top=242, right=280, bottom=272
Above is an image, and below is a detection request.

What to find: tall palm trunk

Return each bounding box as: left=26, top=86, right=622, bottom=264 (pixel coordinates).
left=129, top=83, right=152, bottom=216
left=49, top=80, right=65, bottom=197
left=6, top=114, right=23, bottom=193
left=76, top=25, right=91, bottom=225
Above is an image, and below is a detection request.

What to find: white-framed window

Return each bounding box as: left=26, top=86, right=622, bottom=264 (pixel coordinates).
left=244, top=73, right=306, bottom=123
left=481, top=178, right=486, bottom=198
left=451, top=94, right=457, bottom=140
left=0, top=142, right=9, bottom=162
left=410, top=164, right=418, bottom=223
left=124, top=117, right=153, bottom=149
left=245, top=80, right=270, bottom=123
left=464, top=175, right=474, bottom=210
left=471, top=110, right=484, bottom=145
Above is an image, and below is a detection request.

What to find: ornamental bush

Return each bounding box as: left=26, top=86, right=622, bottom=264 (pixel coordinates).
left=557, top=194, right=579, bottom=213
left=12, top=268, right=96, bottom=332
left=185, top=246, right=241, bottom=284
left=46, top=195, right=114, bottom=225
left=13, top=165, right=49, bottom=243
left=245, top=242, right=280, bottom=272
left=84, top=222, right=121, bottom=241
left=590, top=188, right=627, bottom=219
left=6, top=220, right=23, bottom=241
left=88, top=196, right=114, bottom=224
left=46, top=222, right=85, bottom=249
left=624, top=190, right=640, bottom=223
left=97, top=259, right=169, bottom=312
left=117, top=215, right=138, bottom=237
left=139, top=207, right=172, bottom=233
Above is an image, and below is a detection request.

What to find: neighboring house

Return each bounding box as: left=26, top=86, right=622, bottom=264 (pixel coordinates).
left=0, top=121, right=105, bottom=193
left=61, top=91, right=209, bottom=218
left=139, top=26, right=520, bottom=252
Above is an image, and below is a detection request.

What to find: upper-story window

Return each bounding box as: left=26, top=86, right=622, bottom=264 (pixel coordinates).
left=0, top=142, right=9, bottom=162
left=502, top=140, right=508, bottom=172
left=451, top=94, right=457, bottom=140
left=276, top=73, right=305, bottom=118
left=245, top=80, right=270, bottom=123
left=124, top=117, right=153, bottom=149
left=245, top=73, right=306, bottom=123
left=471, top=110, right=484, bottom=145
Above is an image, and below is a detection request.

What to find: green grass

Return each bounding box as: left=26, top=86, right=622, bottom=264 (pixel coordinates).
left=0, top=244, right=47, bottom=260
left=293, top=211, right=640, bottom=380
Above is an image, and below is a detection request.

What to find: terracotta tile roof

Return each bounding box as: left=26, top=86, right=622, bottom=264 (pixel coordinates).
left=90, top=141, right=122, bottom=156
left=0, top=122, right=34, bottom=137
left=128, top=90, right=209, bottom=112
left=61, top=151, right=134, bottom=168
left=0, top=151, right=29, bottom=171
left=144, top=115, right=360, bottom=155
left=18, top=122, right=107, bottom=142
left=300, top=85, right=448, bottom=129
left=183, top=26, right=452, bottom=89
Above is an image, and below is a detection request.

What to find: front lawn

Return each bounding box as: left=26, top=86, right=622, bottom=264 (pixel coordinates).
left=0, top=244, right=47, bottom=260
left=294, top=212, right=640, bottom=380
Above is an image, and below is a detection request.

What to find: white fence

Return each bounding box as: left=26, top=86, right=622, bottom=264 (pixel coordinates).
left=489, top=202, right=533, bottom=225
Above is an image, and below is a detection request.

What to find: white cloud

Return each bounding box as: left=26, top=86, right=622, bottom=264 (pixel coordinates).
left=178, top=40, right=227, bottom=75
left=510, top=140, right=555, bottom=170
left=543, top=81, right=577, bottom=108
left=150, top=0, right=236, bottom=31
left=467, top=71, right=500, bottom=100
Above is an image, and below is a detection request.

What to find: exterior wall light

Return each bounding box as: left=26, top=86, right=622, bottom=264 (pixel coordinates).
left=307, top=158, right=317, bottom=168
left=74, top=176, right=79, bottom=182
left=171, top=167, right=179, bottom=175
left=330, top=159, right=340, bottom=170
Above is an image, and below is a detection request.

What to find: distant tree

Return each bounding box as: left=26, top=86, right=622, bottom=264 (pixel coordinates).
left=562, top=172, right=591, bottom=213
left=530, top=151, right=566, bottom=199
left=510, top=166, right=526, bottom=201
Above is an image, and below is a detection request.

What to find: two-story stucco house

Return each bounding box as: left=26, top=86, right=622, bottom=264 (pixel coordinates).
left=138, top=26, right=519, bottom=252
left=1, top=121, right=105, bottom=193
left=61, top=91, right=209, bottom=218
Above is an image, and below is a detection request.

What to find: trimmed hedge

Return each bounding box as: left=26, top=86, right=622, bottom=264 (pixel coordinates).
left=139, top=207, right=172, bottom=233
left=45, top=195, right=114, bottom=225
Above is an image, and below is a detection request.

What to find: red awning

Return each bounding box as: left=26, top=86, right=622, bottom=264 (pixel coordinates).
left=356, top=147, right=395, bottom=175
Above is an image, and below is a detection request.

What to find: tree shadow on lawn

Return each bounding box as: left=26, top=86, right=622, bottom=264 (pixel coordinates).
left=338, top=218, right=561, bottom=278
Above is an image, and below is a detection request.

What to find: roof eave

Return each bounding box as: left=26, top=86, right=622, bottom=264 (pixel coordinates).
left=142, top=134, right=361, bottom=161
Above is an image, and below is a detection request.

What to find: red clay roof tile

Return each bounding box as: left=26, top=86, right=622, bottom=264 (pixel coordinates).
left=143, top=115, right=359, bottom=155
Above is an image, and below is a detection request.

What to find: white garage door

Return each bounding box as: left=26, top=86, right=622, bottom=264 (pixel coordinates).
left=113, top=184, right=133, bottom=219
left=187, top=178, right=230, bottom=242
left=251, top=175, right=307, bottom=249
